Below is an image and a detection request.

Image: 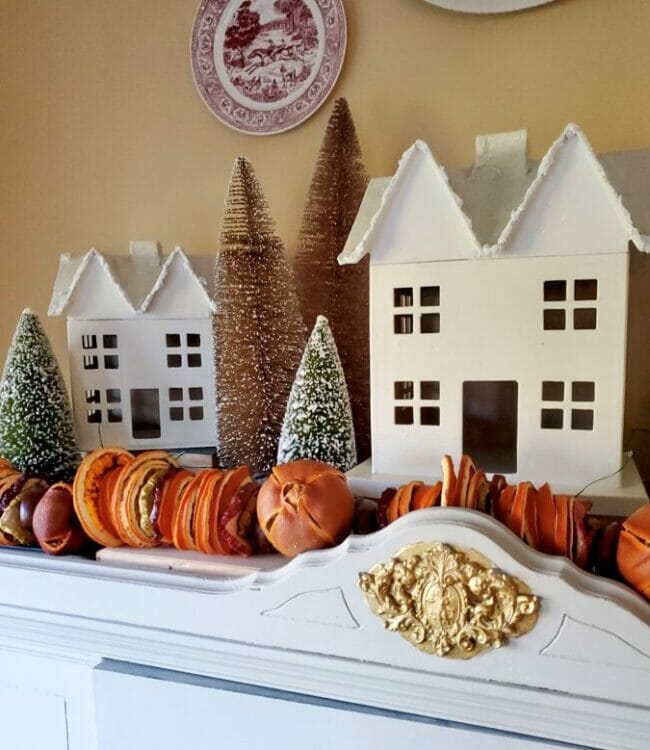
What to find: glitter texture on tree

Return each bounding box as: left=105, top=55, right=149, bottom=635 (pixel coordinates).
left=293, top=98, right=370, bottom=460
left=0, top=309, right=80, bottom=482
left=213, top=157, right=306, bottom=475
left=278, top=315, right=356, bottom=472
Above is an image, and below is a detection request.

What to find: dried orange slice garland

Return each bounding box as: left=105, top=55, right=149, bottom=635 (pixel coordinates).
left=377, top=454, right=593, bottom=569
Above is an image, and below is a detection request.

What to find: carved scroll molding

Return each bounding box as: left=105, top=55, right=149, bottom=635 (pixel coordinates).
left=359, top=542, right=539, bottom=659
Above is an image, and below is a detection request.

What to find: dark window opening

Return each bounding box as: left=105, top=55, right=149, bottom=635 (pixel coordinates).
left=83, top=355, right=98, bottom=370
left=87, top=409, right=102, bottom=424
left=166, top=333, right=181, bottom=347
left=107, top=409, right=122, bottom=423
left=167, top=354, right=182, bottom=368
left=187, top=354, right=202, bottom=368
left=420, top=286, right=440, bottom=307
left=189, top=387, right=203, bottom=401
left=544, top=280, right=566, bottom=301
left=393, top=288, right=413, bottom=307
left=103, top=334, right=118, bottom=349
left=189, top=406, right=204, bottom=421
left=394, top=315, right=413, bottom=334
left=169, top=388, right=183, bottom=401
left=574, top=279, right=597, bottom=301
left=82, top=334, right=97, bottom=350
left=170, top=407, right=184, bottom=422
left=187, top=333, right=201, bottom=347
left=541, top=409, right=563, bottom=429
left=106, top=388, right=121, bottom=403
left=420, top=406, right=440, bottom=426
left=421, top=313, right=440, bottom=334
left=571, top=409, right=594, bottom=430
left=574, top=308, right=597, bottom=330
left=420, top=381, right=440, bottom=400
left=85, top=389, right=100, bottom=404
left=394, top=381, right=413, bottom=400
left=542, top=381, right=564, bottom=401
left=543, top=309, right=566, bottom=330
left=572, top=381, right=595, bottom=402
left=104, top=355, right=119, bottom=369
left=394, top=406, right=413, bottom=425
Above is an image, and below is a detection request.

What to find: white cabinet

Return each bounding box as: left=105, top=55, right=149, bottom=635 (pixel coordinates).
left=94, top=661, right=568, bottom=750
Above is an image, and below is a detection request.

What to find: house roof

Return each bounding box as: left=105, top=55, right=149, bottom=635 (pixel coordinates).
left=48, top=242, right=215, bottom=318
left=339, top=124, right=650, bottom=265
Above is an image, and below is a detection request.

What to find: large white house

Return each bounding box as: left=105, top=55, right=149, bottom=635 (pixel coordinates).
left=49, top=241, right=216, bottom=452
left=339, top=125, right=649, bottom=511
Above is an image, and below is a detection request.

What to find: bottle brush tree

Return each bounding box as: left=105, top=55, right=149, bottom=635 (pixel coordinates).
left=0, top=309, right=80, bottom=482
left=213, top=157, right=306, bottom=476
left=277, top=315, right=357, bottom=472
left=293, top=97, right=371, bottom=461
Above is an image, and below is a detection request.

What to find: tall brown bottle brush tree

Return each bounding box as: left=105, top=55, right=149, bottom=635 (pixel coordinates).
left=213, top=157, right=306, bottom=476
left=293, top=98, right=371, bottom=461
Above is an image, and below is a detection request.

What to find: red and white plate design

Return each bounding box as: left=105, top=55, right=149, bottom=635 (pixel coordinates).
left=191, top=0, right=347, bottom=135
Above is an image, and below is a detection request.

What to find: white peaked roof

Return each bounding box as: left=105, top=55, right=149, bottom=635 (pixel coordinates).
left=340, top=140, right=481, bottom=266
left=48, top=242, right=215, bottom=319
left=339, top=124, right=650, bottom=265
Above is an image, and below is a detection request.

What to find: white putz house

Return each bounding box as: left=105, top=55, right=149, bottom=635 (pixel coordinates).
left=49, top=241, right=216, bottom=452
left=340, top=125, right=649, bottom=510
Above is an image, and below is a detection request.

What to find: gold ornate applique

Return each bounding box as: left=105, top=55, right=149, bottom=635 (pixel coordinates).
left=358, top=542, right=539, bottom=659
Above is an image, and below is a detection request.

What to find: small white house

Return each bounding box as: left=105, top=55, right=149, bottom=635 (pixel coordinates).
left=339, top=125, right=649, bottom=511
left=49, top=241, right=216, bottom=452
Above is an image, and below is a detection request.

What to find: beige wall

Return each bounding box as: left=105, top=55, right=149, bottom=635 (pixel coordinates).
left=1, top=0, right=649, bottom=477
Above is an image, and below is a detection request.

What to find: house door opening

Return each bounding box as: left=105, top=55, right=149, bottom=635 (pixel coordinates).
left=462, top=381, right=518, bottom=473
left=130, top=388, right=161, bottom=440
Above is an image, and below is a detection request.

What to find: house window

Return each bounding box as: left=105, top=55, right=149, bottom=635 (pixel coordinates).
left=543, top=279, right=598, bottom=331
left=85, top=389, right=100, bottom=404
left=540, top=380, right=595, bottom=430
left=106, top=389, right=121, bottom=403
left=167, top=387, right=205, bottom=423
left=83, top=355, right=98, bottom=370
left=394, top=315, right=413, bottom=334
left=189, top=387, right=203, bottom=401
left=420, top=286, right=440, bottom=307
left=107, top=409, right=122, bottom=423
left=167, top=354, right=182, bottom=368
left=103, top=334, right=118, bottom=349
left=187, top=353, right=202, bottom=368
left=169, top=388, right=183, bottom=401
left=187, top=333, right=201, bottom=347
left=170, top=407, right=184, bottom=421
left=86, top=409, right=101, bottom=424
left=104, top=355, right=119, bottom=369
left=82, top=335, right=97, bottom=349
left=420, top=313, right=440, bottom=334
left=166, top=334, right=181, bottom=347
left=393, top=288, right=413, bottom=307
left=189, top=406, right=204, bottom=421
left=393, top=380, right=440, bottom=426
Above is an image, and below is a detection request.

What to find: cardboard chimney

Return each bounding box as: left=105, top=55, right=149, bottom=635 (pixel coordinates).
left=340, top=125, right=650, bottom=514
left=49, top=242, right=216, bottom=453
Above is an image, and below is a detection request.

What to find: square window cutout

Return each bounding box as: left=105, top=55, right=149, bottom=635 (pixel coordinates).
left=542, top=381, right=564, bottom=401
left=394, top=315, right=413, bottom=334
left=393, top=288, right=413, bottom=307
left=544, top=280, right=566, bottom=301
left=420, top=286, right=440, bottom=307
left=167, top=354, right=182, bottom=368
left=87, top=409, right=102, bottom=424
left=541, top=409, right=563, bottom=429
left=85, top=389, right=100, bottom=404
left=543, top=309, right=565, bottom=331
left=166, top=333, right=181, bottom=348
left=82, top=335, right=97, bottom=350
left=571, top=409, right=594, bottom=430
left=83, top=355, right=98, bottom=370
left=420, top=406, right=440, bottom=426
left=189, top=387, right=203, bottom=401
left=169, top=407, right=184, bottom=421
left=394, top=406, right=413, bottom=425
left=394, top=381, right=413, bottom=400
left=106, top=388, right=121, bottom=404
left=107, top=409, right=122, bottom=423
left=189, top=406, right=204, bottom=421
left=574, top=308, right=597, bottom=330
left=104, top=355, right=119, bottom=369
left=187, top=354, right=202, bottom=368
left=574, top=279, right=597, bottom=301
left=103, top=334, right=118, bottom=349
left=187, top=333, right=201, bottom=347
left=420, top=381, right=440, bottom=400
left=572, top=381, right=595, bottom=402
left=169, top=388, right=183, bottom=401
left=420, top=313, right=440, bottom=334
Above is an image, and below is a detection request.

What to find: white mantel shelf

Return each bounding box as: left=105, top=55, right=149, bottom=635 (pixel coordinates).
left=0, top=508, right=648, bottom=750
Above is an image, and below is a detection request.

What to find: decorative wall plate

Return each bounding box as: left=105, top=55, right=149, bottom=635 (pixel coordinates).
left=423, top=0, right=558, bottom=12
left=191, top=0, right=346, bottom=135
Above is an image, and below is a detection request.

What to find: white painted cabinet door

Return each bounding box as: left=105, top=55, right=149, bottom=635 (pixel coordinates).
left=94, top=661, right=574, bottom=750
